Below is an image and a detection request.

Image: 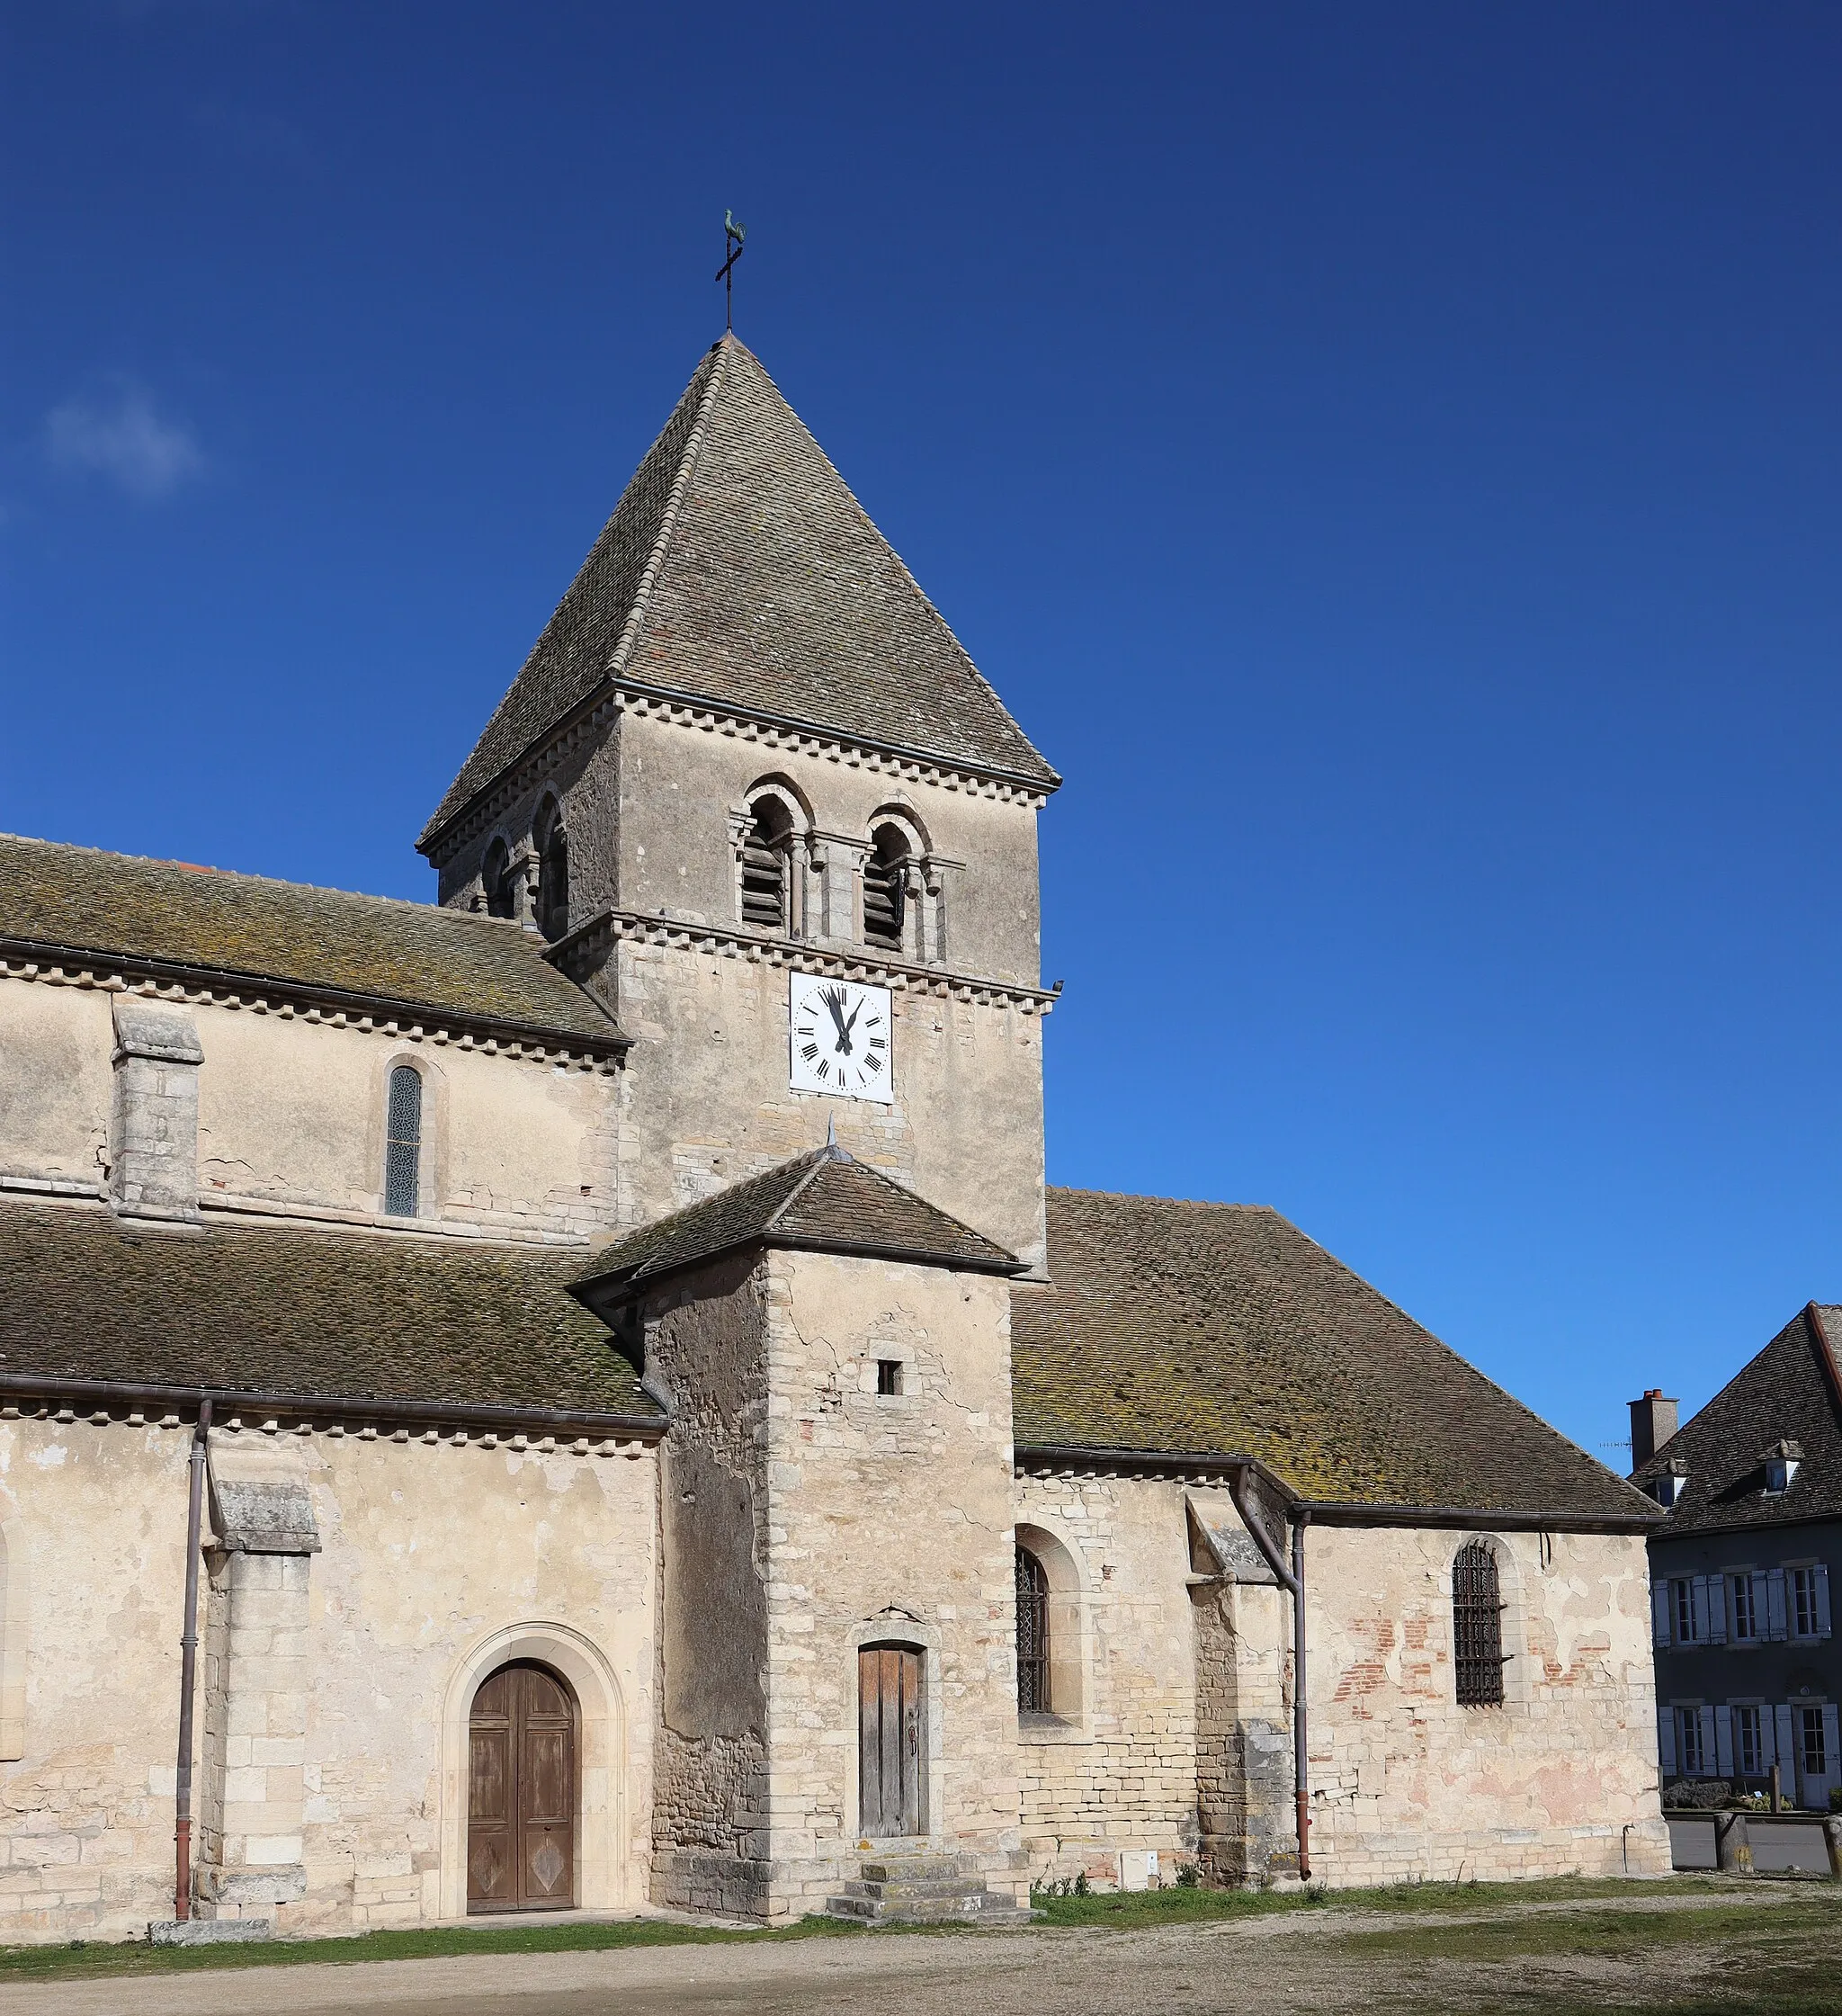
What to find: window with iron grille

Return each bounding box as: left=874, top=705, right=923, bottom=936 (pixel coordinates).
left=1015, top=1545, right=1051, bottom=1714
left=1453, top=1541, right=1506, bottom=1706
left=384, top=1065, right=422, bottom=1218
left=863, top=827, right=909, bottom=953
left=1734, top=1704, right=1764, bottom=1776
left=740, top=802, right=791, bottom=932
left=1800, top=1704, right=1829, bottom=1777
left=1677, top=1707, right=1705, bottom=1774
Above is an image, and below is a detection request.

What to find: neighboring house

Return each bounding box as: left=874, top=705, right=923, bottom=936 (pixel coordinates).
left=1630, top=1306, right=1840, bottom=1810
left=0, top=334, right=1671, bottom=1946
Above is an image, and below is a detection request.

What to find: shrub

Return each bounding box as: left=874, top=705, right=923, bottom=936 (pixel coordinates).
left=1175, top=1861, right=1201, bottom=1888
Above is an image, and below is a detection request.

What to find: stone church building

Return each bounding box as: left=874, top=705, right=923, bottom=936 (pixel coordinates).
left=0, top=336, right=1669, bottom=1942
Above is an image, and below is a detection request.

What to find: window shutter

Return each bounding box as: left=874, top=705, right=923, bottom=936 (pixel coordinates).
left=1658, top=1706, right=1677, bottom=1776
left=1651, top=1577, right=1671, bottom=1648
left=1703, top=1576, right=1727, bottom=1645
left=1766, top=1570, right=1788, bottom=1642
left=1697, top=1707, right=1717, bottom=1777
left=1713, top=1705, right=1733, bottom=1777
left=1814, top=1564, right=1832, bottom=1640
left=1775, top=1703, right=1797, bottom=1778
left=1689, top=1577, right=1709, bottom=1644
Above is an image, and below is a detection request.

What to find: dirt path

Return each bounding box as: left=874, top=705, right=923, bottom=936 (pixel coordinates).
left=4, top=1886, right=1829, bottom=2016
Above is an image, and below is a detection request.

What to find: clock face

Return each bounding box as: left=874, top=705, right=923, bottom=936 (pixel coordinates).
left=789, top=973, right=894, bottom=1103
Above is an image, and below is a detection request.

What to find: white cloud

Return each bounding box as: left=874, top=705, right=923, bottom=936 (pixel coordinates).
left=45, top=381, right=208, bottom=502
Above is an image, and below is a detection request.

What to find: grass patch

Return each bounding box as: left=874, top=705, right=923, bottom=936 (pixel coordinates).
left=1334, top=1894, right=1842, bottom=1963
left=1024, top=1872, right=1713, bottom=1931
left=0, top=1913, right=864, bottom=1984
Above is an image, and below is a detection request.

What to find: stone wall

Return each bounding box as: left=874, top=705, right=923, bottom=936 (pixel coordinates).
left=757, top=1251, right=1024, bottom=1918
left=1009, top=1476, right=1671, bottom=1891
left=0, top=976, right=621, bottom=1246
left=642, top=1255, right=773, bottom=1915
left=0, top=1411, right=658, bottom=1943
left=609, top=942, right=1047, bottom=1270
left=1302, top=1525, right=1670, bottom=1884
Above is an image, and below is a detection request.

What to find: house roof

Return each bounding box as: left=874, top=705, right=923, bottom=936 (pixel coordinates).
left=1633, top=1304, right=1842, bottom=1535
left=0, top=831, right=624, bottom=1053
left=572, top=1144, right=1023, bottom=1302
left=0, top=1198, right=659, bottom=1421
left=422, top=336, right=1058, bottom=845
left=1010, top=1188, right=1658, bottom=1522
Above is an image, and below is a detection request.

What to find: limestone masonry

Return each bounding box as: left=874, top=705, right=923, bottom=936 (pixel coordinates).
left=0, top=335, right=1669, bottom=1943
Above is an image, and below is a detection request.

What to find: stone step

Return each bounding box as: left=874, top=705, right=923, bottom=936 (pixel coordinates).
left=839, top=1876, right=994, bottom=1903
left=858, top=1856, right=979, bottom=1884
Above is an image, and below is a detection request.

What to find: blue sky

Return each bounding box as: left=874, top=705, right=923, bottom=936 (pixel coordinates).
left=5, top=4, right=1840, bottom=1461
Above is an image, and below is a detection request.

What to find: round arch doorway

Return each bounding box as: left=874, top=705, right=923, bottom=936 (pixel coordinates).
left=467, top=1660, right=578, bottom=1912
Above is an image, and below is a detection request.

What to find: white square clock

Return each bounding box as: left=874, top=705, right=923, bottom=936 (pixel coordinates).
left=788, top=973, right=893, bottom=1103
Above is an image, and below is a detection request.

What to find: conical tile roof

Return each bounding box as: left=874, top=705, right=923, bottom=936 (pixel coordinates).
left=423, top=336, right=1057, bottom=846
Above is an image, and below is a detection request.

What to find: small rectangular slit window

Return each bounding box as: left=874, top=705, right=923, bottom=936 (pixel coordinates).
left=876, top=1359, right=901, bottom=1397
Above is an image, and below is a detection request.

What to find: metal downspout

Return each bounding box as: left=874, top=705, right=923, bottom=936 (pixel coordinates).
left=173, top=1395, right=211, bottom=1920
left=1291, top=1511, right=1311, bottom=1882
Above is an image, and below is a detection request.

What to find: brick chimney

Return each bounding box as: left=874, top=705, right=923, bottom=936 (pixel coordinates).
left=1628, top=1389, right=1678, bottom=1473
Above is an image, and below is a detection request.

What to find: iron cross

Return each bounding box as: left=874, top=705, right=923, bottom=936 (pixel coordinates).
left=716, top=211, right=747, bottom=332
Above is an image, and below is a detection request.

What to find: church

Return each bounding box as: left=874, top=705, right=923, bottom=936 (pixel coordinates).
left=0, top=335, right=1670, bottom=1943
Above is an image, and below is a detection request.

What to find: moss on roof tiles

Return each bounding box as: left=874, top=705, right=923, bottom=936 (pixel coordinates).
left=1012, top=1188, right=1653, bottom=1520
left=0, top=831, right=622, bottom=1048
left=0, top=1199, right=658, bottom=1418
left=575, top=1146, right=1020, bottom=1296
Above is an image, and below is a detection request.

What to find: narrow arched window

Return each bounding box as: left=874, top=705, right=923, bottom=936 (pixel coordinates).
left=1453, top=1541, right=1505, bottom=1706
left=740, top=799, right=791, bottom=932
left=1015, top=1544, right=1051, bottom=1713
left=481, top=837, right=515, bottom=919
left=863, top=825, right=909, bottom=953
left=534, top=802, right=569, bottom=940
left=384, top=1064, right=423, bottom=1218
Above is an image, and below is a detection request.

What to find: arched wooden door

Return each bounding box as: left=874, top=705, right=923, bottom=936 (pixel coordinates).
left=858, top=1644, right=925, bottom=1837
left=468, top=1661, right=577, bottom=1912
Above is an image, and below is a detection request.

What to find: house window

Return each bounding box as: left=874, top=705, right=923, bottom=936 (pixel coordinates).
left=740, top=800, right=792, bottom=932
left=1673, top=1578, right=1697, bottom=1645
left=534, top=800, right=569, bottom=941
left=875, top=1359, right=902, bottom=1397
left=1453, top=1542, right=1506, bottom=1707
left=1015, top=1545, right=1051, bottom=1714
left=1791, top=1567, right=1821, bottom=1640
left=863, top=826, right=909, bottom=954
left=384, top=1065, right=423, bottom=1217
left=1730, top=1575, right=1756, bottom=1642
left=1677, top=1707, right=1706, bottom=1775
left=1799, top=1705, right=1829, bottom=1778
left=481, top=837, right=516, bottom=919
left=1734, top=1705, right=1764, bottom=1777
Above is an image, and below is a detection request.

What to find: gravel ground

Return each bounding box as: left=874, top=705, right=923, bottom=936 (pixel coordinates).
left=4, top=1887, right=1831, bottom=2016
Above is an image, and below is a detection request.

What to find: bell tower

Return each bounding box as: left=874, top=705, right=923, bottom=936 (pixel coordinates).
left=418, top=336, right=1060, bottom=1270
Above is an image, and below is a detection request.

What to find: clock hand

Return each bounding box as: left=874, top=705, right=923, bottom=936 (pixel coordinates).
left=838, top=999, right=864, bottom=1053
left=820, top=986, right=850, bottom=1044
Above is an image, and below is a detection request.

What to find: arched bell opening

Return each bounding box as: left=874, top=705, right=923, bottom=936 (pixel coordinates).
left=467, top=1659, right=579, bottom=1913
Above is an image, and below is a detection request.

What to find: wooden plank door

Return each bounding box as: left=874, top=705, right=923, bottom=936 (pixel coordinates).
left=858, top=1645, right=924, bottom=1837
left=468, top=1662, right=576, bottom=1912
